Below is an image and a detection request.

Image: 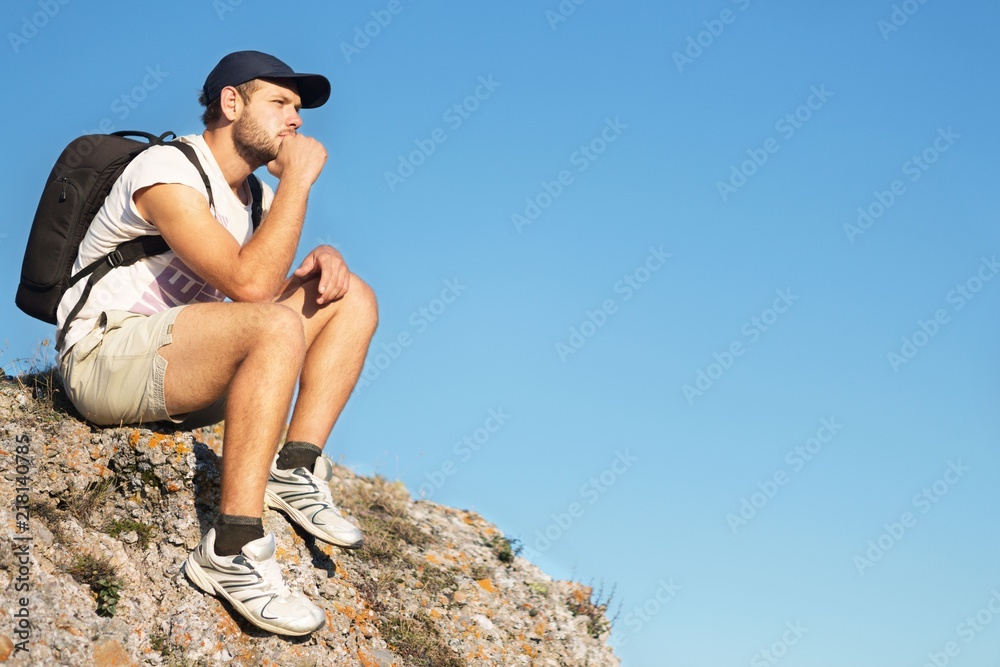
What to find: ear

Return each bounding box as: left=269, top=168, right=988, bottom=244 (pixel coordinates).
left=218, top=85, right=242, bottom=122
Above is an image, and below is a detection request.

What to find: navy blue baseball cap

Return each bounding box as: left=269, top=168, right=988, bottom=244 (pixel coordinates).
left=203, top=50, right=331, bottom=108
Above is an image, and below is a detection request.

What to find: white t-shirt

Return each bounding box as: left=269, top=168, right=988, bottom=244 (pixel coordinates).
left=56, top=133, right=274, bottom=358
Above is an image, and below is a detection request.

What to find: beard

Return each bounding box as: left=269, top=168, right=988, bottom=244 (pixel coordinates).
left=232, top=110, right=280, bottom=167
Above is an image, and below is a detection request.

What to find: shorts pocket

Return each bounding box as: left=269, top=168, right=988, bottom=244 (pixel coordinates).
left=100, top=309, right=139, bottom=334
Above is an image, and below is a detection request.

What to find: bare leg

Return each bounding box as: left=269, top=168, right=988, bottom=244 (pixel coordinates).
left=158, top=301, right=306, bottom=517
left=276, top=273, right=378, bottom=447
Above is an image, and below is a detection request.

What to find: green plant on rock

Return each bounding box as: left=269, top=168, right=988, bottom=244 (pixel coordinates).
left=105, top=518, right=156, bottom=549
left=149, top=632, right=168, bottom=653
left=527, top=582, right=549, bottom=596
left=487, top=534, right=522, bottom=563
left=67, top=554, right=123, bottom=618
left=95, top=577, right=121, bottom=617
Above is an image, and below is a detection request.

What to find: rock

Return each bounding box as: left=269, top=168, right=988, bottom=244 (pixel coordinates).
left=32, top=521, right=54, bottom=548
left=373, top=648, right=399, bottom=667
left=92, top=639, right=132, bottom=667
left=0, top=635, right=14, bottom=660
left=0, top=379, right=621, bottom=667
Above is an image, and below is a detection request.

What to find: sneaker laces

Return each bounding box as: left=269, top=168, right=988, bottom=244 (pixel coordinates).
left=303, top=469, right=346, bottom=516
left=246, top=553, right=292, bottom=599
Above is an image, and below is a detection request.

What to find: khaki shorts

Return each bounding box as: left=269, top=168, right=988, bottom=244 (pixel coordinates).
left=60, top=307, right=226, bottom=428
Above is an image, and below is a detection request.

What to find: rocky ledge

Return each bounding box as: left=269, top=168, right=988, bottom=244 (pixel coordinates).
left=0, top=373, right=620, bottom=667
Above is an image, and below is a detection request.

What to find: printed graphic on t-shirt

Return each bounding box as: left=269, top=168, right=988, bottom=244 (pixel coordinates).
left=130, top=256, right=226, bottom=314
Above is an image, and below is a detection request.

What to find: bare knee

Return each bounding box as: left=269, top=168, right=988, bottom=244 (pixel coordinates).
left=249, top=303, right=306, bottom=361
left=345, top=273, right=378, bottom=335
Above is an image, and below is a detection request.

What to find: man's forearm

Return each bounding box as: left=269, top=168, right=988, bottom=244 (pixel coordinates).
left=232, top=178, right=312, bottom=301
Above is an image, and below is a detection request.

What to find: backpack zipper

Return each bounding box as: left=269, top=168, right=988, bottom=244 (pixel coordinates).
left=58, top=177, right=68, bottom=202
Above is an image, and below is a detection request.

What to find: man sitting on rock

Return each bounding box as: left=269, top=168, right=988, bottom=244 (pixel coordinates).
left=55, top=51, right=377, bottom=636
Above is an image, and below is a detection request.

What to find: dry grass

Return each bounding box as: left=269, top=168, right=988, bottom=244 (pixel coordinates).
left=338, top=474, right=465, bottom=666
left=566, top=580, right=620, bottom=639
left=339, top=474, right=429, bottom=562
left=58, top=477, right=118, bottom=528
left=26, top=499, right=69, bottom=544
left=2, top=339, right=73, bottom=422
left=380, top=614, right=465, bottom=667
left=416, top=562, right=461, bottom=599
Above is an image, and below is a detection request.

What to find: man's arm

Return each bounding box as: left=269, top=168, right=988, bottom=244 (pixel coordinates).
left=133, top=135, right=327, bottom=302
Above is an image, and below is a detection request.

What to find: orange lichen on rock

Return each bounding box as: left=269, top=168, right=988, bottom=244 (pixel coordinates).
left=335, top=603, right=378, bottom=638
left=92, top=639, right=134, bottom=667
left=214, top=610, right=242, bottom=636
left=468, top=645, right=490, bottom=660
left=0, top=635, right=14, bottom=661
left=146, top=433, right=169, bottom=448
left=356, top=646, right=379, bottom=667
left=570, top=584, right=592, bottom=605
left=274, top=543, right=301, bottom=565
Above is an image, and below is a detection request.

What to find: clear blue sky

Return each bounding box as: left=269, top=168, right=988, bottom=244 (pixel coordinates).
left=3, top=1, right=999, bottom=665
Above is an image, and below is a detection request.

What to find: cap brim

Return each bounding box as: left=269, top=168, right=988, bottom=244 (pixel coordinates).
left=267, top=73, right=331, bottom=109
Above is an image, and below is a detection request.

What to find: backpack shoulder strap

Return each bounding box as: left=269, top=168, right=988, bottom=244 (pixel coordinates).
left=247, top=174, right=263, bottom=230
left=169, top=140, right=261, bottom=231
left=56, top=235, right=171, bottom=349
left=168, top=140, right=214, bottom=210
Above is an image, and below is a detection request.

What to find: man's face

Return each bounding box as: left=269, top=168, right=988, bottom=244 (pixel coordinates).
left=232, top=79, right=303, bottom=167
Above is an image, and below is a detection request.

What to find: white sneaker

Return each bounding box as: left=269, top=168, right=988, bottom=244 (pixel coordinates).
left=183, top=529, right=325, bottom=636
left=264, top=454, right=364, bottom=549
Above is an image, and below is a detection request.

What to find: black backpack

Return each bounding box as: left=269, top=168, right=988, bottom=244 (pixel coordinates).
left=15, top=130, right=263, bottom=346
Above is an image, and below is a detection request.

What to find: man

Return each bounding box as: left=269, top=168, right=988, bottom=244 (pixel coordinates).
left=55, top=51, right=378, bottom=635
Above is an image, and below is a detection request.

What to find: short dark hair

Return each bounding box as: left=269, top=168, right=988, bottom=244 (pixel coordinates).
left=198, top=80, right=260, bottom=127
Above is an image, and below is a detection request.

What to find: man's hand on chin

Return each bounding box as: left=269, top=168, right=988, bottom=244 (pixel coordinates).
left=268, top=133, right=327, bottom=184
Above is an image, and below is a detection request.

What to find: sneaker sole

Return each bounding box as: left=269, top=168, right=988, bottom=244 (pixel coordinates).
left=264, top=490, right=364, bottom=549
left=182, top=555, right=323, bottom=636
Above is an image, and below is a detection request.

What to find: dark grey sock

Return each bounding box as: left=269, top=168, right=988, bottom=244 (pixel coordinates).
left=214, top=514, right=264, bottom=557
left=276, top=441, right=322, bottom=471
